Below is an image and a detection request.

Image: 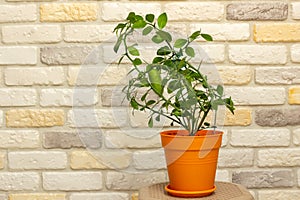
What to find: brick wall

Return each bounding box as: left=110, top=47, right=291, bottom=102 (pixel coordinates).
left=0, top=0, right=299, bottom=200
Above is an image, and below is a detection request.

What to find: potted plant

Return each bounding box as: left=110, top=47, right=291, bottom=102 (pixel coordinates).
left=113, top=12, right=235, bottom=197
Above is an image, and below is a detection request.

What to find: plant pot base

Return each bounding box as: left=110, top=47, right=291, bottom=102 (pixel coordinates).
left=164, top=184, right=216, bottom=198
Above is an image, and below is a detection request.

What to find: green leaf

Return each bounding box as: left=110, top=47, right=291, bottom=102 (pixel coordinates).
left=174, top=39, right=187, bottom=48
left=145, top=14, right=155, bottom=22
left=155, top=115, right=160, bottom=121
left=152, top=57, right=164, bottom=64
left=130, top=98, right=139, bottom=109
left=146, top=100, right=156, bottom=106
left=148, top=117, right=153, bottom=128
left=157, top=13, right=167, bottom=29
left=141, top=93, right=148, bottom=101
left=133, top=58, right=142, bottom=65
left=152, top=35, right=164, bottom=44
left=189, top=30, right=201, bottom=41
left=132, top=20, right=147, bottom=29
left=156, top=30, right=172, bottom=42
left=142, top=26, right=153, bottom=35
left=147, top=65, right=163, bottom=95
left=201, top=33, right=213, bottom=41
left=126, top=12, right=136, bottom=22
left=113, top=23, right=126, bottom=33
left=216, top=85, right=223, bottom=96
left=113, top=36, right=122, bottom=53
left=157, top=46, right=171, bottom=56
left=128, top=46, right=140, bottom=56
left=185, top=47, right=195, bottom=57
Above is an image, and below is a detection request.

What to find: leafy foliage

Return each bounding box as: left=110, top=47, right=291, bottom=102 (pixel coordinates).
left=113, top=12, right=235, bottom=135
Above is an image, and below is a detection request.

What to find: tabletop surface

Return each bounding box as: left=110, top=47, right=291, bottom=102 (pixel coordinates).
left=139, top=182, right=255, bottom=200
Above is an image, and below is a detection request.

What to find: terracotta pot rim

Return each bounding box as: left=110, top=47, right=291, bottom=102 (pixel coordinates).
left=160, top=129, right=223, bottom=138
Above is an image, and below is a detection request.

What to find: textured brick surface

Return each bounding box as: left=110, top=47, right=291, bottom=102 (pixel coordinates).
left=70, top=193, right=129, bottom=200
left=133, top=149, right=166, bottom=169
left=258, top=190, right=300, bottom=200
left=227, top=3, right=288, bottom=20
left=40, top=3, right=98, bottom=22
left=292, top=3, right=300, bottom=20
left=4, top=67, right=64, bottom=86
left=258, top=149, right=300, bottom=167
left=255, top=108, right=300, bottom=127
left=217, top=66, right=251, bottom=85
left=43, top=172, right=102, bottom=191
left=254, top=24, right=300, bottom=42
left=256, top=67, right=300, bottom=85
left=232, top=170, right=293, bottom=188
left=0, top=4, right=36, bottom=22
left=0, top=130, right=39, bottom=149
left=0, top=172, right=39, bottom=191
left=41, top=46, right=100, bottom=65
left=9, top=194, right=66, bottom=200
left=218, top=149, right=253, bottom=168
left=0, top=152, right=5, bottom=169
left=288, top=86, right=300, bottom=104
left=224, top=108, right=252, bottom=126
left=6, top=109, right=64, bottom=127
left=291, top=44, right=300, bottom=63
left=293, top=129, right=300, bottom=146
left=0, top=89, right=36, bottom=106
left=0, top=47, right=37, bottom=65
left=43, top=131, right=101, bottom=149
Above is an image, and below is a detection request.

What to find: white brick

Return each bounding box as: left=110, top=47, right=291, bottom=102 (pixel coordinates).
left=0, top=130, right=40, bottom=148
left=106, top=172, right=167, bottom=190
left=0, top=5, right=36, bottom=22
left=2, top=25, right=61, bottom=44
left=0, top=172, right=39, bottom=191
left=190, top=23, right=250, bottom=41
left=293, top=129, right=300, bottom=146
left=43, top=172, right=102, bottom=191
left=229, top=45, right=287, bottom=64
left=104, top=129, right=161, bottom=149
left=133, top=149, right=166, bottom=169
left=67, top=109, right=128, bottom=128
left=0, top=47, right=37, bottom=65
left=231, top=129, right=290, bottom=147
left=165, top=2, right=223, bottom=21
left=258, top=148, right=300, bottom=167
left=64, top=25, right=115, bottom=42
left=102, top=3, right=161, bottom=21
left=226, top=87, right=285, bottom=105
left=292, top=3, right=300, bottom=20
left=40, top=89, right=98, bottom=107
left=192, top=44, right=225, bottom=63
left=0, top=110, right=2, bottom=127
left=70, top=193, right=129, bottom=200
left=216, top=170, right=230, bottom=182
left=298, top=169, right=300, bottom=186
left=218, top=149, right=254, bottom=168
left=256, top=67, right=300, bottom=85
left=0, top=89, right=36, bottom=106
left=5, top=67, right=64, bottom=86
left=8, top=151, right=67, bottom=170
left=259, top=190, right=300, bottom=200
left=291, top=44, right=300, bottom=63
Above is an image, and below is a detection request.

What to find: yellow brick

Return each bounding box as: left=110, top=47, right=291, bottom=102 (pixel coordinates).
left=131, top=193, right=139, bottom=200
left=224, top=108, right=252, bottom=126
left=70, top=150, right=107, bottom=169
left=218, top=66, right=252, bottom=85
left=9, top=193, right=66, bottom=200
left=40, top=3, right=98, bottom=22
left=6, top=109, right=64, bottom=127
left=289, top=86, right=300, bottom=104
left=0, top=152, right=5, bottom=169
left=254, top=23, right=300, bottom=42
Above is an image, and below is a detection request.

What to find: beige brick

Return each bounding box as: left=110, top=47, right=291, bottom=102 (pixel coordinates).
left=216, top=170, right=230, bottom=182
left=133, top=149, right=166, bottom=170
left=102, top=2, right=161, bottom=21
left=254, top=24, right=300, bottom=42
left=101, top=87, right=128, bottom=107
left=293, top=129, right=300, bottom=146
left=70, top=150, right=131, bottom=170
left=0, top=47, right=37, bottom=65
left=224, top=108, right=252, bottom=126
left=6, top=109, right=64, bottom=127
left=258, top=148, right=300, bottom=167
left=292, top=3, right=300, bottom=20
left=40, top=89, right=98, bottom=107
left=291, top=44, right=300, bottom=63
left=289, top=86, right=300, bottom=104
left=226, top=87, right=285, bottom=105
left=0, top=110, right=2, bottom=127
left=70, top=193, right=129, bottom=200
left=165, top=2, right=223, bottom=21
left=8, top=151, right=67, bottom=170
left=0, top=172, right=39, bottom=191
left=5, top=67, right=64, bottom=86
left=231, top=129, right=290, bottom=147
left=0, top=152, right=5, bottom=169
left=218, top=66, right=251, bottom=85
left=258, top=190, right=300, bottom=200
left=0, top=4, right=36, bottom=22
left=64, top=25, right=115, bottom=42
left=131, top=193, right=138, bottom=200
left=40, top=3, right=98, bottom=22
left=191, top=23, right=250, bottom=41
left=2, top=25, right=61, bottom=44
left=256, top=67, right=300, bottom=85
left=0, top=89, right=36, bottom=106
left=0, top=130, right=39, bottom=149
left=229, top=45, right=287, bottom=64
left=219, top=149, right=253, bottom=168
left=43, top=172, right=102, bottom=191
left=104, top=129, right=161, bottom=149
left=298, top=169, right=300, bottom=186
left=9, top=194, right=66, bottom=200
left=192, top=45, right=225, bottom=63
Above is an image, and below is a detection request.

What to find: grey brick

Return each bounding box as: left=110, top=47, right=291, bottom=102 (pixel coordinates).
left=255, top=108, right=300, bottom=127
left=43, top=131, right=101, bottom=149
left=232, top=170, right=293, bottom=188
left=41, top=46, right=100, bottom=65
left=227, top=3, right=288, bottom=21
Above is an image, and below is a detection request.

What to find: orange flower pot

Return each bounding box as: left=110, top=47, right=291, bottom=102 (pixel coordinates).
left=160, top=129, right=223, bottom=198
